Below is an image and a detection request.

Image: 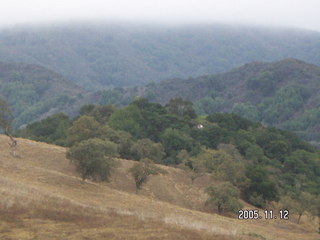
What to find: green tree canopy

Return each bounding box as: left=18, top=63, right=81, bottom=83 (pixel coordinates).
left=67, top=115, right=102, bottom=146
left=66, top=138, right=119, bottom=182
left=130, top=138, right=165, bottom=163
left=17, top=113, right=71, bottom=146
left=205, top=182, right=243, bottom=214
left=102, top=126, right=133, bottom=159
left=178, top=150, right=206, bottom=184
left=245, top=165, right=279, bottom=207
left=207, top=112, right=256, bottom=131
left=108, top=104, right=143, bottom=138
left=161, top=128, right=195, bottom=164
left=165, top=97, right=196, bottom=119
left=80, top=104, right=116, bottom=124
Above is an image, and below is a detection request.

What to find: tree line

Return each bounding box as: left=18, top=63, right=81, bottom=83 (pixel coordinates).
left=7, top=97, right=320, bottom=223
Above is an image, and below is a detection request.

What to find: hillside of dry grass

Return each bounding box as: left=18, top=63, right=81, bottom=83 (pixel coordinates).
left=0, top=135, right=318, bottom=240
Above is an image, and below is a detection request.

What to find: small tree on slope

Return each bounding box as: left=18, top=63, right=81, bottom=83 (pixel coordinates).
left=0, top=98, right=17, bottom=153
left=66, top=138, right=119, bottom=182
left=129, top=159, right=166, bottom=193
left=205, top=182, right=243, bottom=215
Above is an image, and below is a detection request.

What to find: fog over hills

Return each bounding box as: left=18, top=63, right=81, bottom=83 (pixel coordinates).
left=0, top=23, right=320, bottom=89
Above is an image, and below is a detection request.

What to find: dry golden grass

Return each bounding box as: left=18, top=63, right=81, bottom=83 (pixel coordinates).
left=0, top=135, right=318, bottom=240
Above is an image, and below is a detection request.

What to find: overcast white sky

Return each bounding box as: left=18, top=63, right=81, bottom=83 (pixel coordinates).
left=0, top=0, right=319, bottom=31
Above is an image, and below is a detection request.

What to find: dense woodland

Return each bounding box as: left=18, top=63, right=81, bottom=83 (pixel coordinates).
left=2, top=59, right=320, bottom=145
left=15, top=97, right=320, bottom=218
left=99, top=59, right=320, bottom=143
left=0, top=62, right=86, bottom=128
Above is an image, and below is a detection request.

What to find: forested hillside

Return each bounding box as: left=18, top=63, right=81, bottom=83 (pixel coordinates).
left=101, top=59, right=320, bottom=142
left=0, top=62, right=90, bottom=127
left=16, top=98, right=320, bottom=221
left=2, top=58, right=320, bottom=144
left=2, top=57, right=320, bottom=143
left=1, top=23, right=320, bottom=89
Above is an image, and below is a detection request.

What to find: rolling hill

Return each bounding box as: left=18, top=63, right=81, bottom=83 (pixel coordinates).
left=0, top=62, right=96, bottom=128
left=0, top=23, right=320, bottom=89
left=102, top=59, right=320, bottom=142
left=1, top=58, right=320, bottom=144
left=0, top=134, right=318, bottom=239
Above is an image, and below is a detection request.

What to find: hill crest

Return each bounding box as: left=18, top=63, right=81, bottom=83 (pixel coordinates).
left=0, top=61, right=90, bottom=128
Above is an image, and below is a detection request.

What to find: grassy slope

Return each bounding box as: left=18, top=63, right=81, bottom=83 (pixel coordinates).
left=0, top=135, right=318, bottom=240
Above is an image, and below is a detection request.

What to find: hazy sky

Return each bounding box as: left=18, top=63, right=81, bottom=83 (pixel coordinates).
left=0, top=0, right=319, bottom=31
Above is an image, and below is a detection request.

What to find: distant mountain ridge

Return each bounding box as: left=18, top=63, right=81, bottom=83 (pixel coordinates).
left=142, top=58, right=320, bottom=103
left=1, top=23, right=320, bottom=89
